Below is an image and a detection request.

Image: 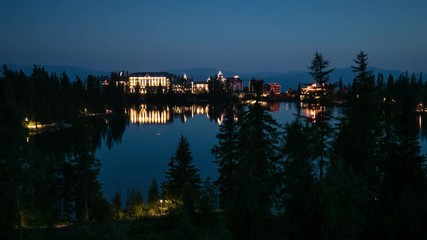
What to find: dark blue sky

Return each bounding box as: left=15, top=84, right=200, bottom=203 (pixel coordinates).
left=1, top=0, right=426, bottom=73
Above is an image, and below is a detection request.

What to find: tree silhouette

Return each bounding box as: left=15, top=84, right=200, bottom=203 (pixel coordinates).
left=163, top=135, right=201, bottom=213
left=211, top=105, right=239, bottom=208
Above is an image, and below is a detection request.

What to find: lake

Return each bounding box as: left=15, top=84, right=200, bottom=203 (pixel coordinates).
left=96, top=102, right=427, bottom=201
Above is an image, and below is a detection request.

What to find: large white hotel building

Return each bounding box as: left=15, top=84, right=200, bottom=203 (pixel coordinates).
left=128, top=72, right=174, bottom=94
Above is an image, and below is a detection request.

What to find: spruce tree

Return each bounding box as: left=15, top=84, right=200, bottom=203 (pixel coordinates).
left=281, top=119, right=321, bottom=239
left=335, top=51, right=381, bottom=177
left=128, top=188, right=145, bottom=218
left=333, top=51, right=385, bottom=238
left=230, top=102, right=280, bottom=240
left=211, top=105, right=239, bottom=208
left=308, top=51, right=336, bottom=102
left=112, top=191, right=123, bottom=219
left=307, top=51, right=335, bottom=180
left=163, top=135, right=201, bottom=212
left=147, top=177, right=160, bottom=204
left=377, top=96, right=427, bottom=238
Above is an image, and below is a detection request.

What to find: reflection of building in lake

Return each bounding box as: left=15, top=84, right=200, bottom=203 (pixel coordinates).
left=300, top=102, right=323, bottom=123
left=171, top=105, right=211, bottom=123
left=129, top=105, right=172, bottom=124
left=129, top=104, right=225, bottom=125
left=243, top=101, right=280, bottom=112
left=268, top=102, right=280, bottom=112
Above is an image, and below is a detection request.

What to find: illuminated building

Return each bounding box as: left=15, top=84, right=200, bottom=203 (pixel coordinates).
left=227, top=75, right=244, bottom=92
left=128, top=72, right=174, bottom=94
left=300, top=83, right=325, bottom=102
left=193, top=81, right=209, bottom=93
left=212, top=70, right=244, bottom=92
left=248, top=79, right=264, bottom=93
left=172, top=74, right=193, bottom=93
left=248, top=79, right=281, bottom=97
left=264, top=83, right=281, bottom=95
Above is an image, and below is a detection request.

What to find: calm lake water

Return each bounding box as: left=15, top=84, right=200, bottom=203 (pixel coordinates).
left=96, top=102, right=427, bottom=201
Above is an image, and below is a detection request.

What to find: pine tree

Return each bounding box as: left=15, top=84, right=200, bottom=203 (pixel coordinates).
left=308, top=51, right=336, bottom=102
left=112, top=191, right=123, bottom=219
left=230, top=102, right=281, bottom=240
left=332, top=51, right=384, bottom=238
left=377, top=96, right=427, bottom=238
left=307, top=51, right=336, bottom=180
left=163, top=135, right=201, bottom=212
left=335, top=51, right=381, bottom=177
left=147, top=177, right=160, bottom=204
left=128, top=188, right=144, bottom=218
left=199, top=177, right=218, bottom=215
left=280, top=119, right=322, bottom=239
left=211, top=105, right=239, bottom=208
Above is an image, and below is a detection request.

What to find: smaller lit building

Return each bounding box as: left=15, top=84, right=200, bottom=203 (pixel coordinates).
left=227, top=76, right=244, bottom=92
left=192, top=81, right=209, bottom=93
left=300, top=83, right=325, bottom=101
left=172, top=74, right=193, bottom=94
left=264, top=83, right=281, bottom=96
left=248, top=79, right=265, bottom=93
left=214, top=70, right=244, bottom=93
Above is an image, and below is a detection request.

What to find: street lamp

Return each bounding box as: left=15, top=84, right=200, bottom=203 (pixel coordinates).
left=160, top=199, right=163, bottom=215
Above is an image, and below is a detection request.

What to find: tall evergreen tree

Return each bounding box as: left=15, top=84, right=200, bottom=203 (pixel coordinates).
left=211, top=105, right=239, bottom=208
left=163, top=135, right=201, bottom=212
left=147, top=177, right=161, bottom=215
left=280, top=119, right=322, bottom=239
left=230, top=102, right=281, bottom=240
left=308, top=51, right=336, bottom=100
left=335, top=51, right=381, bottom=177
left=307, top=51, right=335, bottom=180
left=376, top=94, right=427, bottom=238
left=0, top=103, right=27, bottom=239
left=128, top=188, right=145, bottom=218
left=147, top=177, right=160, bottom=204
left=112, top=191, right=123, bottom=219
left=332, top=51, right=384, bottom=238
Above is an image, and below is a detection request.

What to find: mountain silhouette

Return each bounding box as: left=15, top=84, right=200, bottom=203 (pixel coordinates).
left=170, top=67, right=402, bottom=90
left=2, top=64, right=406, bottom=90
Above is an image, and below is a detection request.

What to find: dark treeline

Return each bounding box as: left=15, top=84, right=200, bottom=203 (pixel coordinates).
left=132, top=52, right=427, bottom=239
left=0, top=113, right=129, bottom=239
left=1, top=51, right=427, bottom=240
left=0, top=65, right=129, bottom=239
left=0, top=64, right=128, bottom=125
left=208, top=51, right=427, bottom=239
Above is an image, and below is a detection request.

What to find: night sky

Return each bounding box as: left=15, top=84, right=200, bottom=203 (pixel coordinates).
left=1, top=0, right=426, bottom=73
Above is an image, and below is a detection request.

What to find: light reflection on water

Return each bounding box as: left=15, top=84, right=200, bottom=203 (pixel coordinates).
left=98, top=104, right=222, bottom=200
left=97, top=102, right=427, bottom=201
left=417, top=113, right=427, bottom=154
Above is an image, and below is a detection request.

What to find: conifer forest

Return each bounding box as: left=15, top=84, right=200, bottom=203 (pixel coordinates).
left=1, top=52, right=427, bottom=240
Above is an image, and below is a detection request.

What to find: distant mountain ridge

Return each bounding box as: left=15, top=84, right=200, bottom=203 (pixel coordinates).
left=2, top=64, right=409, bottom=90
left=170, top=67, right=403, bottom=90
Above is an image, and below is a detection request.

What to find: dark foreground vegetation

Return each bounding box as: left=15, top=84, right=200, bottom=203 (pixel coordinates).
left=1, top=51, right=427, bottom=240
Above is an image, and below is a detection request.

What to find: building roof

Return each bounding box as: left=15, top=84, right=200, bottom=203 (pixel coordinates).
left=129, top=72, right=175, bottom=78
